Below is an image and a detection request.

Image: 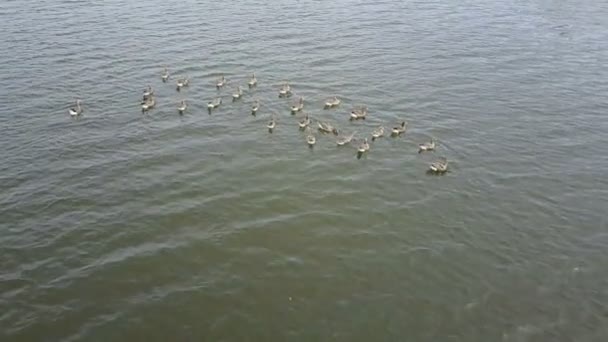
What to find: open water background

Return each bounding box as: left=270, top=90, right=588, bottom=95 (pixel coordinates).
left=1, top=0, right=607, bottom=340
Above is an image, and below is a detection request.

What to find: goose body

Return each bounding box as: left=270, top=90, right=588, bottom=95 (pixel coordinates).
left=357, top=138, right=370, bottom=153
left=267, top=117, right=276, bottom=130
left=336, top=132, right=356, bottom=146
left=279, top=83, right=292, bottom=97
left=251, top=99, right=260, bottom=115
left=291, top=97, right=304, bottom=113
left=248, top=73, right=257, bottom=88
left=306, top=129, right=316, bottom=146
left=161, top=67, right=170, bottom=82
left=350, top=106, right=367, bottom=120
left=318, top=121, right=339, bottom=135
left=324, top=96, right=341, bottom=108
left=142, top=85, right=154, bottom=100
left=298, top=114, right=311, bottom=129
left=141, top=96, right=156, bottom=112
left=176, top=77, right=189, bottom=91
left=418, top=139, right=436, bottom=153
left=216, top=75, right=227, bottom=89
left=69, top=100, right=83, bottom=116
left=232, top=86, right=243, bottom=101
left=391, top=121, right=407, bottom=136
left=371, top=126, right=385, bottom=140
left=208, top=97, right=222, bottom=109
left=429, top=157, right=448, bottom=173
left=178, top=100, right=187, bottom=113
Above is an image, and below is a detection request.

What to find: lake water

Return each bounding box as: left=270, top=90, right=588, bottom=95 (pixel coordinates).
left=1, top=0, right=608, bottom=340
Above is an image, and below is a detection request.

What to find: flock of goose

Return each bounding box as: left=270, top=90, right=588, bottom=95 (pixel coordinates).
left=68, top=68, right=449, bottom=173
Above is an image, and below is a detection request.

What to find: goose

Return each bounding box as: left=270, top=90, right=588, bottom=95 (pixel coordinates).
left=291, top=96, right=304, bottom=113
left=141, top=96, right=156, bottom=112
left=318, top=121, right=339, bottom=135
left=207, top=97, right=222, bottom=110
left=350, top=105, right=367, bottom=120
left=371, top=126, right=385, bottom=141
left=176, top=77, right=189, bottom=91
left=336, top=131, right=356, bottom=146
left=429, top=157, right=448, bottom=173
left=418, top=139, right=436, bottom=153
left=279, top=82, right=292, bottom=97
left=216, top=74, right=227, bottom=89
left=251, top=99, right=260, bottom=115
left=306, top=128, right=316, bottom=146
left=391, top=121, right=407, bottom=136
left=357, top=138, right=370, bottom=153
left=177, top=100, right=187, bottom=114
left=68, top=100, right=83, bottom=117
left=298, top=114, right=311, bottom=129
left=142, top=85, right=154, bottom=100
left=161, top=67, right=170, bottom=82
left=267, top=116, right=276, bottom=132
left=232, top=86, right=243, bottom=101
left=324, top=96, right=341, bottom=109
left=248, top=73, right=257, bottom=88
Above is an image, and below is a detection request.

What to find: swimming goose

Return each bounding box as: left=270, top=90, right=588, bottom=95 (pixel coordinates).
left=279, top=82, right=292, bottom=97
left=232, top=86, right=243, bottom=101
left=350, top=105, right=367, bottom=120
left=251, top=99, right=260, bottom=115
left=142, top=85, right=154, bottom=100
left=141, top=96, right=156, bottom=112
left=248, top=73, right=257, bottom=88
left=298, top=114, right=311, bottom=129
left=318, top=121, right=339, bottom=135
left=306, top=127, right=316, bottom=146
left=177, top=100, right=187, bottom=114
left=176, top=77, right=189, bottom=91
left=371, top=126, right=385, bottom=141
left=429, top=157, right=448, bottom=173
left=336, top=131, right=356, bottom=146
left=267, top=116, right=277, bottom=132
left=418, top=139, right=436, bottom=153
left=357, top=138, right=370, bottom=153
left=324, top=96, right=341, bottom=109
left=291, top=96, right=304, bottom=113
left=216, top=74, right=227, bottom=89
left=207, top=97, right=222, bottom=111
left=161, top=67, right=170, bottom=82
left=68, top=100, right=83, bottom=117
left=391, top=121, right=407, bottom=136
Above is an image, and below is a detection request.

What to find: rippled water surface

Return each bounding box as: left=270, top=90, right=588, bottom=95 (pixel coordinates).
left=1, top=0, right=608, bottom=340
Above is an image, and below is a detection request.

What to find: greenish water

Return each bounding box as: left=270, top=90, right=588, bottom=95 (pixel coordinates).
left=1, top=0, right=608, bottom=340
